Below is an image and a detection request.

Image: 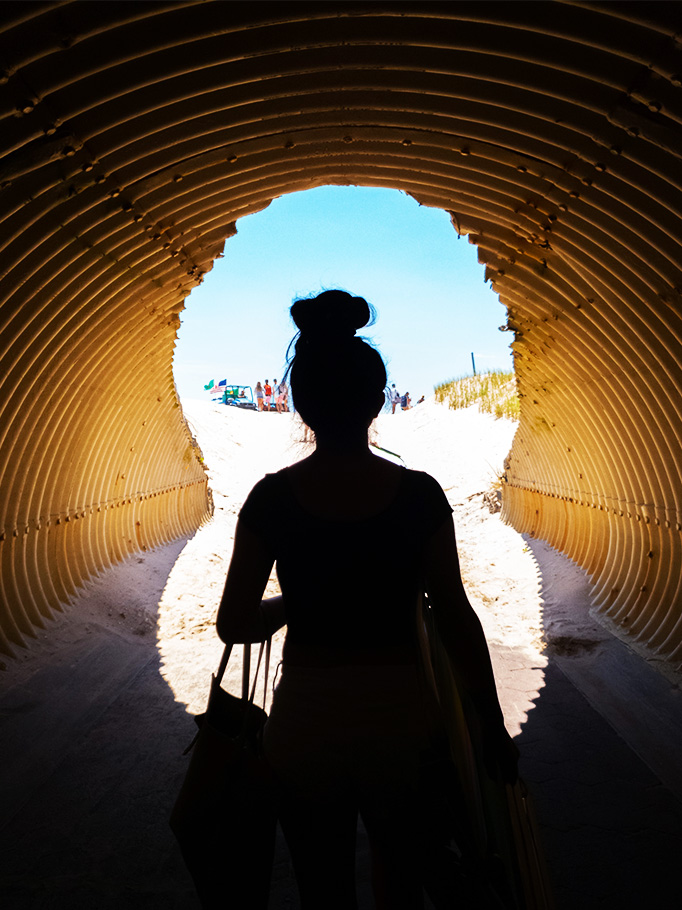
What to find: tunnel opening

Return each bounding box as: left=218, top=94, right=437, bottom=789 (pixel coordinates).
left=171, top=185, right=514, bottom=408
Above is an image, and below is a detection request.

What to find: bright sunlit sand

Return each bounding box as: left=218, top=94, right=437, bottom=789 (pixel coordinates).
left=154, top=397, right=565, bottom=736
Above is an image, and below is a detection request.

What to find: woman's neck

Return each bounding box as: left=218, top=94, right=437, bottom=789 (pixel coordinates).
left=312, top=427, right=372, bottom=459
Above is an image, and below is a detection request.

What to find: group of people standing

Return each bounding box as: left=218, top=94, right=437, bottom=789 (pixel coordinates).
left=389, top=384, right=416, bottom=413
left=255, top=379, right=289, bottom=412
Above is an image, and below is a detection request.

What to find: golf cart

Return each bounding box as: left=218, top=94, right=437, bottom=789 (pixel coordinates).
left=220, top=385, right=257, bottom=410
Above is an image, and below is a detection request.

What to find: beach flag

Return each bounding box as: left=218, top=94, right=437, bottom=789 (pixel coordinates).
left=218, top=379, right=227, bottom=386
left=203, top=379, right=214, bottom=390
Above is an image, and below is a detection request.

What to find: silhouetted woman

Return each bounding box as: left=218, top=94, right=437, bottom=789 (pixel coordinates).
left=217, top=290, right=518, bottom=909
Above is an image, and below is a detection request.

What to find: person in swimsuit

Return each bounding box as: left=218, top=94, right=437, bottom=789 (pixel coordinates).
left=217, top=290, right=518, bottom=909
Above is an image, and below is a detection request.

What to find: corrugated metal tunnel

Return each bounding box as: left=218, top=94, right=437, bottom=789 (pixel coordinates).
left=1, top=1, right=682, bottom=663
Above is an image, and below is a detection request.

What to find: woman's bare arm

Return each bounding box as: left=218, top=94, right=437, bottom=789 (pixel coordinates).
left=216, top=519, right=286, bottom=643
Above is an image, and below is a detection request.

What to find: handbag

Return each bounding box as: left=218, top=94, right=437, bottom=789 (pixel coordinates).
left=416, top=595, right=555, bottom=910
left=169, top=639, right=278, bottom=910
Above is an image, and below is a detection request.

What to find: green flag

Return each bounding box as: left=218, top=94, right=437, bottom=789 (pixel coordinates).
left=203, top=379, right=214, bottom=390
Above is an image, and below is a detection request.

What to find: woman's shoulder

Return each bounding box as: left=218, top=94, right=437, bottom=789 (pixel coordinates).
left=247, top=469, right=290, bottom=496
left=400, top=469, right=453, bottom=521
left=239, top=470, right=291, bottom=532
left=402, top=467, right=446, bottom=495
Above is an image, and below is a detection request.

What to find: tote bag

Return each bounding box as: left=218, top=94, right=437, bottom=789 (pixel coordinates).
left=170, top=640, right=278, bottom=910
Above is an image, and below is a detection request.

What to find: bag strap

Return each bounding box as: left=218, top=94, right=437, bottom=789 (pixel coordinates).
left=215, top=637, right=272, bottom=710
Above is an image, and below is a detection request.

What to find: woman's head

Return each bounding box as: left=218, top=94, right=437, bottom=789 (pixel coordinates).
left=286, top=290, right=387, bottom=436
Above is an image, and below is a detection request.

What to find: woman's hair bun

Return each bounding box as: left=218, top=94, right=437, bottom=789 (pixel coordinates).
left=291, top=290, right=371, bottom=342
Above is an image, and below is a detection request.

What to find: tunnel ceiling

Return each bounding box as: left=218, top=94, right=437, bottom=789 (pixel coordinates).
left=1, top=0, right=682, bottom=663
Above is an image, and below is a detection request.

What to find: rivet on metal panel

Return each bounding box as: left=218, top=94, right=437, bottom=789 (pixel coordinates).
left=43, top=124, right=57, bottom=136
left=227, top=154, right=238, bottom=163
left=133, top=214, right=143, bottom=222
left=110, top=189, right=121, bottom=198
left=284, top=140, right=295, bottom=149
left=62, top=146, right=76, bottom=157
left=401, top=138, right=411, bottom=146
left=594, top=163, right=606, bottom=172
left=16, top=100, right=35, bottom=115
left=174, top=174, right=183, bottom=182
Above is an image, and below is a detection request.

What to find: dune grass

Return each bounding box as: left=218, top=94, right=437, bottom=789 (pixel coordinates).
left=434, top=370, right=520, bottom=420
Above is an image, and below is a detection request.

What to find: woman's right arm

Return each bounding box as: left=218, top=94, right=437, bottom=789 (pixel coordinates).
left=216, top=519, right=285, bottom=643
left=424, top=516, right=519, bottom=782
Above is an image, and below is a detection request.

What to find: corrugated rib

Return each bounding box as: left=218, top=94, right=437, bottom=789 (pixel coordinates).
left=0, top=1, right=681, bottom=661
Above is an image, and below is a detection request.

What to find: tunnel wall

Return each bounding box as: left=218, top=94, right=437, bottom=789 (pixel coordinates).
left=1, top=1, right=682, bottom=662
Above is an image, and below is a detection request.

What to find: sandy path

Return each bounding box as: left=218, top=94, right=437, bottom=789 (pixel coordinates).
left=153, top=397, right=561, bottom=737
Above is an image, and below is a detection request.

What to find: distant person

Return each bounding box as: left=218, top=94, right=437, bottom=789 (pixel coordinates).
left=255, top=381, right=264, bottom=411
left=276, top=379, right=288, bottom=413
left=390, top=383, right=400, bottom=414
left=417, top=395, right=425, bottom=405
left=401, top=391, right=411, bottom=410
left=217, top=289, right=517, bottom=908
left=264, top=379, right=272, bottom=411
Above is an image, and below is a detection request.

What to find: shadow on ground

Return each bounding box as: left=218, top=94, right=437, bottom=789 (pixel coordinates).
left=517, top=536, right=682, bottom=910
left=1, top=535, right=681, bottom=909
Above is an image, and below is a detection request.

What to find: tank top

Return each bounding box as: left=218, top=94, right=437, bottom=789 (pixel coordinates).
left=238, top=466, right=453, bottom=657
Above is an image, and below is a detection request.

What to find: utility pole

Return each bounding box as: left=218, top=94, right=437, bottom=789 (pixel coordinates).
left=471, top=352, right=476, bottom=375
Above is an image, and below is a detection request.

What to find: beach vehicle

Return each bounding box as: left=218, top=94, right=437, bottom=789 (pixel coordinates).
left=219, top=385, right=257, bottom=410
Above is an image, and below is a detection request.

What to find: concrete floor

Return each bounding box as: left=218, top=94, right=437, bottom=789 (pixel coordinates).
left=1, top=537, right=681, bottom=910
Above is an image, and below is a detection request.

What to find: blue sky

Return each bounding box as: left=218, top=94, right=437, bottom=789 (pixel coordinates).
left=173, top=186, right=512, bottom=401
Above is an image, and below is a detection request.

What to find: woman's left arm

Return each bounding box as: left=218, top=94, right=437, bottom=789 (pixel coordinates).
left=216, top=519, right=285, bottom=643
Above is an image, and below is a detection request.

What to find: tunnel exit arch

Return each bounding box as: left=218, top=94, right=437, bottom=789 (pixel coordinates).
left=1, top=1, right=682, bottom=662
